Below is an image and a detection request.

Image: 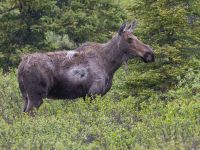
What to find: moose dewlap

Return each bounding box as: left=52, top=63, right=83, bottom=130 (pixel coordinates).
left=18, top=21, right=155, bottom=114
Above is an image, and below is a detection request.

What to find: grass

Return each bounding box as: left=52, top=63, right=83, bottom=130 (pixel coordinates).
left=0, top=61, right=200, bottom=149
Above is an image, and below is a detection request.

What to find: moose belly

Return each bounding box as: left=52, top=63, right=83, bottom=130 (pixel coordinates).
left=48, top=84, right=88, bottom=99
left=48, top=65, right=90, bottom=99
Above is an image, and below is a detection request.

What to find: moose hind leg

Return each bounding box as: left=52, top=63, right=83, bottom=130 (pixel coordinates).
left=18, top=77, right=28, bottom=112
left=22, top=72, right=48, bottom=115
left=24, top=93, right=43, bottom=115
left=23, top=96, right=28, bottom=112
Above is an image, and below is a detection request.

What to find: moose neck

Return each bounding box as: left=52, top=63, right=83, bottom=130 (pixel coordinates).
left=100, top=35, right=125, bottom=76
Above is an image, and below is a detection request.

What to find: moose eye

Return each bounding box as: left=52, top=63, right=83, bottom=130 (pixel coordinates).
left=127, top=38, right=133, bottom=43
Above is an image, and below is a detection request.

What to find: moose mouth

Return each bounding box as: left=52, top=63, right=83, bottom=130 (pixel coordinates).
left=142, top=52, right=155, bottom=63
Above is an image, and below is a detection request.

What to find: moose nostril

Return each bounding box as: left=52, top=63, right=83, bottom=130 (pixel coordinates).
left=146, top=54, right=151, bottom=61
left=143, top=52, right=155, bottom=63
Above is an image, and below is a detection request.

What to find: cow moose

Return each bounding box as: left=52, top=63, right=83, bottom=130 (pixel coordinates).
left=18, top=21, right=155, bottom=114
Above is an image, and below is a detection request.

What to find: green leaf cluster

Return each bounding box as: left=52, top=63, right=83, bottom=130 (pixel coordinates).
left=0, top=69, right=200, bottom=149
left=0, top=0, right=125, bottom=71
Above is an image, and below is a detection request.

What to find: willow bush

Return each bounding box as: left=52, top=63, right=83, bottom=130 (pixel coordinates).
left=0, top=65, right=199, bottom=149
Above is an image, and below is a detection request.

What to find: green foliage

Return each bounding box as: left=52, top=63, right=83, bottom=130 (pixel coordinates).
left=111, top=0, right=200, bottom=99
left=56, top=0, right=126, bottom=43
left=0, top=0, right=59, bottom=71
left=0, top=0, right=126, bottom=71
left=0, top=0, right=200, bottom=149
left=129, top=0, right=200, bottom=45
left=44, top=31, right=76, bottom=49
left=0, top=69, right=200, bottom=149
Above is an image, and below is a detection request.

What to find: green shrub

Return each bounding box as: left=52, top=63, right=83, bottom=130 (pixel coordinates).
left=0, top=66, right=200, bottom=149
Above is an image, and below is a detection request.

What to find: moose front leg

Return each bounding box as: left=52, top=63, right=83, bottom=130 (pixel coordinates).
left=88, top=80, right=105, bottom=100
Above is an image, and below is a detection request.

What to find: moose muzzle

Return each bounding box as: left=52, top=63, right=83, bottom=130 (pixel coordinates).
left=142, top=52, right=155, bottom=63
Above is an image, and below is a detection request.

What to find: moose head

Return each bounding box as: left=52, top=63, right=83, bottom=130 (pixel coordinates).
left=118, top=21, right=155, bottom=63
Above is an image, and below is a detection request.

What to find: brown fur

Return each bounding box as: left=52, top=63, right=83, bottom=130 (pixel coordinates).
left=18, top=22, right=155, bottom=115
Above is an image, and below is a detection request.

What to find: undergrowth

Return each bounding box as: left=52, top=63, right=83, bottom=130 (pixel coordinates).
left=0, top=58, right=200, bottom=149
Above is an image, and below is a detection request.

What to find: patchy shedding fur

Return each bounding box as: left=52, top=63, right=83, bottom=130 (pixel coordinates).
left=18, top=21, right=155, bottom=114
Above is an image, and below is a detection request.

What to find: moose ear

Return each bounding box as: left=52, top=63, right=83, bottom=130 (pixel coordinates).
left=126, top=20, right=137, bottom=32
left=131, top=20, right=137, bottom=30
left=118, top=22, right=127, bottom=36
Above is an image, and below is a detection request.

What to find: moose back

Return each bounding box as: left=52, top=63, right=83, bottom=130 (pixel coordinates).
left=18, top=21, right=155, bottom=113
